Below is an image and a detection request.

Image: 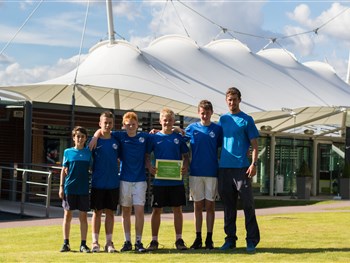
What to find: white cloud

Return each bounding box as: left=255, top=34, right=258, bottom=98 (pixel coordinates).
left=287, top=4, right=312, bottom=25
left=283, top=25, right=315, bottom=57
left=0, top=54, right=86, bottom=86
left=113, top=1, right=142, bottom=21
left=131, top=1, right=267, bottom=50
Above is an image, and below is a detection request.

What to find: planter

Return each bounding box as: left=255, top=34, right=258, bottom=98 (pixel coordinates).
left=339, top=178, right=350, bottom=200
left=296, top=177, right=312, bottom=199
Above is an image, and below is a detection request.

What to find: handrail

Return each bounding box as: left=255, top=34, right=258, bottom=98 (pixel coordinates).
left=0, top=164, right=57, bottom=217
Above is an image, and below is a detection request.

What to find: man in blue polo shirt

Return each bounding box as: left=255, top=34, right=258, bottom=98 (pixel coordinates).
left=218, top=87, right=260, bottom=253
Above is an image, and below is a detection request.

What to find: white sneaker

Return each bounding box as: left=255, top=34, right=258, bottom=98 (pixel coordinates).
left=91, top=243, right=100, bottom=253
left=105, top=242, right=118, bottom=253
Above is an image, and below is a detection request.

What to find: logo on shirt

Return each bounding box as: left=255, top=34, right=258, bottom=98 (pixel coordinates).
left=209, top=131, right=215, bottom=138
left=112, top=143, right=118, bottom=150
left=174, top=138, right=179, bottom=144
left=139, top=137, right=145, bottom=143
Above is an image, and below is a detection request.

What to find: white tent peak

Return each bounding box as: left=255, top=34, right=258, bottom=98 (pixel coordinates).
left=257, top=48, right=298, bottom=67
left=149, top=34, right=199, bottom=49
left=205, top=38, right=251, bottom=53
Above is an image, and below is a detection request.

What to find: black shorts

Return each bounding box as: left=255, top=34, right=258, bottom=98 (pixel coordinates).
left=90, top=188, right=119, bottom=211
left=151, top=185, right=186, bottom=208
left=62, top=194, right=90, bottom=212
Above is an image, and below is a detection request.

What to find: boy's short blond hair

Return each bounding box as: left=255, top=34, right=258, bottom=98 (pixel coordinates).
left=160, top=108, right=175, bottom=120
left=100, top=111, right=114, bottom=119
left=123, top=111, right=138, bottom=125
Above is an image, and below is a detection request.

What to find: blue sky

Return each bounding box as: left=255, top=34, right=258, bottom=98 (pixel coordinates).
left=1, top=1, right=350, bottom=86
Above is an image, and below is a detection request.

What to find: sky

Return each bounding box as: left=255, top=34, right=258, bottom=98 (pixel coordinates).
left=1, top=0, right=350, bottom=87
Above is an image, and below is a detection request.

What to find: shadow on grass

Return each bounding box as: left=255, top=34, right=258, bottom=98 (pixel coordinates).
left=0, top=211, right=35, bottom=222
left=144, top=247, right=350, bottom=254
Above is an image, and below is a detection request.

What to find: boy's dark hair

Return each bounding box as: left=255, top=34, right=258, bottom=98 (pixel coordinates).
left=226, top=87, right=241, bottom=100
left=72, top=126, right=88, bottom=137
left=198, top=100, right=213, bottom=112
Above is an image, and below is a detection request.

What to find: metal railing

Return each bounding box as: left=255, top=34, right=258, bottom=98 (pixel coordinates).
left=0, top=164, right=58, bottom=217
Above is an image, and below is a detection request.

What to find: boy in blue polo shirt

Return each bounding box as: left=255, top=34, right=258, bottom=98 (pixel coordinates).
left=90, top=111, right=120, bottom=253
left=185, top=100, right=222, bottom=250
left=59, top=126, right=92, bottom=253
left=146, top=108, right=190, bottom=251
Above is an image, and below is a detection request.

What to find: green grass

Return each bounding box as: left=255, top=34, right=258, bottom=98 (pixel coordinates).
left=1, top=208, right=350, bottom=262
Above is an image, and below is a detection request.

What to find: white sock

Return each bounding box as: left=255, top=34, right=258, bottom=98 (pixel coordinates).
left=92, top=233, right=99, bottom=244
left=176, top=234, right=182, bottom=240
left=152, top=236, right=158, bottom=241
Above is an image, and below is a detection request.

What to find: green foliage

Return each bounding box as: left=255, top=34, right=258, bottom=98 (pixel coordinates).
left=297, top=160, right=312, bottom=177
left=342, top=161, right=350, bottom=178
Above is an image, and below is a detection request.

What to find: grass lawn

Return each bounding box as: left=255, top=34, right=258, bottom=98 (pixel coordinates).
left=0, top=207, right=350, bottom=262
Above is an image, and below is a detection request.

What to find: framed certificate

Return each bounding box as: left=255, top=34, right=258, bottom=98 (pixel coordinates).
left=155, top=159, right=183, bottom=180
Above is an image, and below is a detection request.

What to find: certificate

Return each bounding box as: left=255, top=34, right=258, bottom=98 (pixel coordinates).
left=155, top=159, right=183, bottom=180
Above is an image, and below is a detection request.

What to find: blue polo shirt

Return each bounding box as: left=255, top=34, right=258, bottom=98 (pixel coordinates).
left=112, top=131, right=150, bottom=182
left=219, top=111, right=259, bottom=168
left=185, top=122, right=222, bottom=177
left=149, top=132, right=189, bottom=186
left=62, top=147, right=91, bottom=195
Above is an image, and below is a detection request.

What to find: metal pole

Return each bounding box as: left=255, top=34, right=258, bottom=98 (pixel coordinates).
left=23, top=101, right=32, bottom=165
left=21, top=171, right=27, bottom=215
left=0, top=168, right=2, bottom=198
left=269, top=135, right=276, bottom=196
left=106, top=0, right=115, bottom=44
left=11, top=163, right=18, bottom=201
left=312, top=140, right=318, bottom=196
left=46, top=171, right=52, bottom=218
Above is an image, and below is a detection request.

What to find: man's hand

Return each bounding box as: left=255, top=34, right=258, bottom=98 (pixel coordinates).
left=246, top=164, right=257, bottom=178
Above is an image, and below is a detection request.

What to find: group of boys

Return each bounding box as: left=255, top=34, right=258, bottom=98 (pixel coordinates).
left=58, top=87, right=260, bottom=254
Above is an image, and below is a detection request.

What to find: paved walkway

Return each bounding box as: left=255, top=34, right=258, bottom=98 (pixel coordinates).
left=1, top=199, right=349, bottom=229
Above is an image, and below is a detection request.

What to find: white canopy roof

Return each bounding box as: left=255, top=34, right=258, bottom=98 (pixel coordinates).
left=1, top=35, right=350, bottom=136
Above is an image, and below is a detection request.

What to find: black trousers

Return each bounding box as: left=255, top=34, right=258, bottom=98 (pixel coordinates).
left=218, top=168, right=260, bottom=246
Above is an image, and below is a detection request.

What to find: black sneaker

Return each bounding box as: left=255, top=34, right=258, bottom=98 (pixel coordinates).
left=175, top=238, right=188, bottom=250
left=135, top=241, right=146, bottom=252
left=190, top=238, right=202, bottom=249
left=80, top=244, right=91, bottom=253
left=205, top=240, right=214, bottom=250
left=120, top=241, right=132, bottom=252
left=147, top=240, right=159, bottom=251
left=60, top=244, right=70, bottom=252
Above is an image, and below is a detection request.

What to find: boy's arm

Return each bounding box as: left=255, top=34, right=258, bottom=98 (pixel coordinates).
left=58, top=166, right=67, bottom=199
left=181, top=152, right=189, bottom=175
left=145, top=153, right=156, bottom=175
left=88, top=129, right=102, bottom=151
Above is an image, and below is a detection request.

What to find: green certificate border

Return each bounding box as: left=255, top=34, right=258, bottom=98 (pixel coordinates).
left=155, top=159, right=183, bottom=180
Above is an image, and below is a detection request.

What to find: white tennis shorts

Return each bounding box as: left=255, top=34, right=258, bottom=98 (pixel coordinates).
left=189, top=176, right=218, bottom=202
left=119, top=181, right=147, bottom=207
